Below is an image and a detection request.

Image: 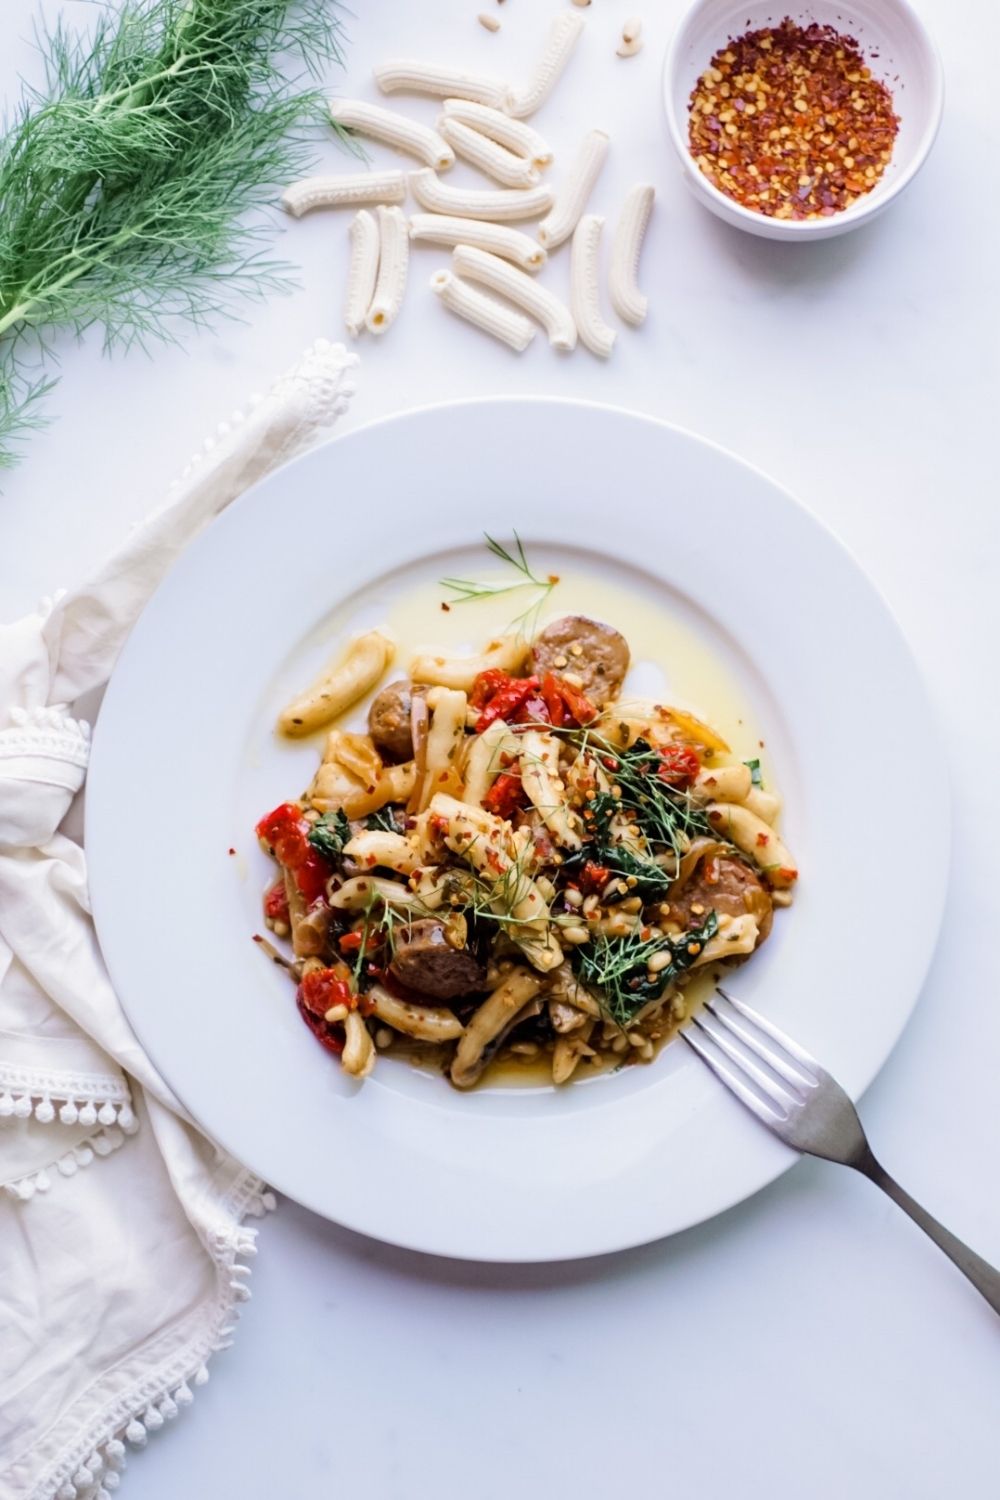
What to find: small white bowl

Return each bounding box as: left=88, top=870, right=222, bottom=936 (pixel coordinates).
left=663, top=0, right=944, bottom=240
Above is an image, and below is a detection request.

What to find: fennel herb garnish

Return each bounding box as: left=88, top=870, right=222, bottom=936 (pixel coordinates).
left=440, top=533, right=559, bottom=635
left=574, top=912, right=719, bottom=1026
left=0, top=0, right=345, bottom=470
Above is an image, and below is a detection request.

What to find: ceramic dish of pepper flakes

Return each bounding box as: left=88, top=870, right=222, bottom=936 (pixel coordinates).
left=663, top=0, right=943, bottom=241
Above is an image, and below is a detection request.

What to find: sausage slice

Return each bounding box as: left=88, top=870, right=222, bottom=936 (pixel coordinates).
left=530, top=616, right=630, bottom=706
left=368, top=680, right=423, bottom=762
left=389, top=919, right=485, bottom=999
left=667, top=855, right=773, bottom=946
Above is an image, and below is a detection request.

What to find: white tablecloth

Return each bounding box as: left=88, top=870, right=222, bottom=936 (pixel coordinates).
left=3, top=2, right=998, bottom=1496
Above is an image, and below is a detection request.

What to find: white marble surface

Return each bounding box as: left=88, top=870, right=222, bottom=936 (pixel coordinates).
left=4, top=2, right=1000, bottom=1495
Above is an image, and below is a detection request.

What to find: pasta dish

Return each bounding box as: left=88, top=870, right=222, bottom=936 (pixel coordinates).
left=254, top=566, right=797, bottom=1090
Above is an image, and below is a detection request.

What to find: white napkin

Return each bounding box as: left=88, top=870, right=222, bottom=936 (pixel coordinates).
left=0, top=339, right=358, bottom=1500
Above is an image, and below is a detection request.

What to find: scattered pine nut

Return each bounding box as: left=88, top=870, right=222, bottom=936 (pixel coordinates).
left=572, top=0, right=592, bottom=6
left=478, top=12, right=501, bottom=30
left=617, top=17, right=643, bottom=56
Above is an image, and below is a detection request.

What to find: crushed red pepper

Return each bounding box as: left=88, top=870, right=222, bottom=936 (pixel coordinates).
left=687, top=18, right=899, bottom=221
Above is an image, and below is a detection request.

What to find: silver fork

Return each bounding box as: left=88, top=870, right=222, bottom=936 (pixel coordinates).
left=683, top=988, right=1000, bottom=1315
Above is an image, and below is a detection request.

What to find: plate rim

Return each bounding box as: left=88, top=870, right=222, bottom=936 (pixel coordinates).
left=87, top=396, right=949, bottom=1261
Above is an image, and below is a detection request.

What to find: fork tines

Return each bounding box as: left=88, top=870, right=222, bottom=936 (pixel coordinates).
left=681, top=987, right=822, bottom=1127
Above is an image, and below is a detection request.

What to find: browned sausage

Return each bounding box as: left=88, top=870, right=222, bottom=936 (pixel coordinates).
left=367, top=680, right=424, bottom=762
left=389, top=919, right=485, bottom=999
left=530, top=616, right=630, bottom=706
left=667, top=854, right=773, bottom=946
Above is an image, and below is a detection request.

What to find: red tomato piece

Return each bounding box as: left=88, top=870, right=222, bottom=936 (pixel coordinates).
left=469, top=668, right=513, bottom=709
left=657, top=745, right=702, bottom=788
left=296, top=992, right=345, bottom=1055
left=264, top=881, right=290, bottom=922
left=475, top=675, right=540, bottom=732
left=483, top=772, right=527, bottom=819
left=255, top=802, right=303, bottom=844
left=295, top=848, right=331, bottom=901
left=297, top=968, right=355, bottom=1017
left=540, top=674, right=568, bottom=726
left=511, top=693, right=551, bottom=725
left=556, top=678, right=597, bottom=726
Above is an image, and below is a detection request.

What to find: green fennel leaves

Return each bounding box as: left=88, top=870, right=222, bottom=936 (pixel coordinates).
left=0, top=0, right=344, bottom=470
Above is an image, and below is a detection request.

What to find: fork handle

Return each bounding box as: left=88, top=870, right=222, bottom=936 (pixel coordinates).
left=859, top=1157, right=1000, bottom=1316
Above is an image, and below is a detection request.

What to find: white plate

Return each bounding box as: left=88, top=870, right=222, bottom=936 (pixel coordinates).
left=87, top=400, right=946, bottom=1262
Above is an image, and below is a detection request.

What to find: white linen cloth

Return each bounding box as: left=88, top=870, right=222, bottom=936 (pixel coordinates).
left=0, top=339, right=358, bottom=1500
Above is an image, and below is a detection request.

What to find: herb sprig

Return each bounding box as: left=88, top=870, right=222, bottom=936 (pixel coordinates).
left=0, top=0, right=344, bottom=470
left=440, top=534, right=559, bottom=636
left=574, top=912, right=719, bottom=1026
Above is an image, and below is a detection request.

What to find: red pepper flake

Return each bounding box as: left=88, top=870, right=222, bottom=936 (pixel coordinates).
left=228, top=847, right=236, bottom=856
left=687, top=19, right=899, bottom=221
left=756, top=831, right=770, bottom=847
left=580, top=860, right=611, bottom=893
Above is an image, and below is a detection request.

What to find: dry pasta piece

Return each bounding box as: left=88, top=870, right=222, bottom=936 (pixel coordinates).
left=440, top=99, right=553, bottom=168
left=278, top=631, right=394, bottom=736
left=410, top=634, right=528, bottom=690
left=281, top=171, right=406, bottom=217
left=538, top=129, right=609, bottom=249
left=374, top=59, right=509, bottom=109
left=518, top=730, right=582, bottom=849
left=704, top=801, right=798, bottom=889
left=610, top=182, right=654, bottom=327
left=329, top=98, right=454, bottom=170
left=570, top=214, right=616, bottom=359
left=412, top=214, right=546, bottom=271
left=344, top=209, right=380, bottom=338
left=438, top=117, right=540, bottom=188
left=410, top=169, right=553, bottom=223
left=431, top=270, right=536, bottom=353
left=366, top=205, right=409, bottom=335
left=368, top=984, right=465, bottom=1042
left=506, top=11, right=585, bottom=119
left=451, top=244, right=576, bottom=351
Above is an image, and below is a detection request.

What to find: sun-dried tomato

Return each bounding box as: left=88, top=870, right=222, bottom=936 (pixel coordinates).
left=294, top=848, right=331, bottom=902
left=657, top=744, right=702, bottom=788
left=511, top=693, right=550, bottom=726
left=297, top=967, right=355, bottom=1017
left=264, top=881, right=290, bottom=923
left=469, top=668, right=513, bottom=709
left=483, top=772, right=527, bottom=820
left=255, top=803, right=303, bottom=845
left=475, top=674, right=540, bottom=732
left=257, top=802, right=332, bottom=896
left=296, top=992, right=345, bottom=1055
